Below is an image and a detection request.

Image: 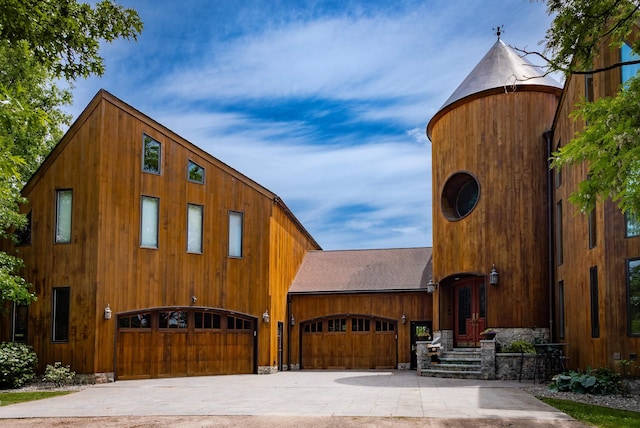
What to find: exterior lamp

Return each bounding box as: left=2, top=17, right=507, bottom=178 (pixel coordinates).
left=290, top=314, right=295, bottom=326
left=426, top=279, right=437, bottom=294
left=103, top=304, right=112, bottom=320
left=401, top=312, right=407, bottom=324
left=489, top=264, right=499, bottom=286
left=262, top=309, right=270, bottom=323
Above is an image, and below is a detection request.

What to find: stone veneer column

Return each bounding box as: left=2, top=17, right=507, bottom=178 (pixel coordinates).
left=480, top=339, right=496, bottom=380
left=416, top=341, right=430, bottom=376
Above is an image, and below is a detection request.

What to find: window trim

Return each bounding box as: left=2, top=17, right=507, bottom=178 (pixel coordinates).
left=140, top=195, right=160, bottom=249
left=187, top=160, right=205, bottom=184
left=142, top=134, right=161, bottom=175
left=187, top=203, right=204, bottom=254
left=55, top=189, right=73, bottom=244
left=626, top=257, right=640, bottom=337
left=228, top=210, right=244, bottom=258
left=52, top=287, right=70, bottom=343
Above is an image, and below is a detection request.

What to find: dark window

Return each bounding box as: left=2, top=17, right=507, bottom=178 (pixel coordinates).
left=351, top=318, right=370, bottom=332
left=227, top=316, right=251, bottom=330
left=327, top=318, right=346, bottom=332
left=555, top=140, right=562, bottom=188
left=12, top=303, right=28, bottom=343
left=627, top=258, right=640, bottom=336
left=558, top=280, right=565, bottom=339
left=195, top=312, right=221, bottom=329
left=119, top=313, right=151, bottom=329
left=188, top=160, right=205, bottom=183
left=590, top=266, right=600, bottom=338
left=142, top=135, right=161, bottom=174
left=304, top=321, right=323, bottom=333
left=585, top=73, right=594, bottom=102
left=441, top=172, right=480, bottom=221
left=376, top=320, right=394, bottom=332
left=588, top=207, right=597, bottom=249
left=556, top=201, right=563, bottom=265
left=52, top=287, right=70, bottom=342
left=159, top=311, right=187, bottom=329
left=16, top=211, right=31, bottom=246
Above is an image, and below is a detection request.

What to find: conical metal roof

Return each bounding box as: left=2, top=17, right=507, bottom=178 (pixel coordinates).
left=427, top=38, right=562, bottom=138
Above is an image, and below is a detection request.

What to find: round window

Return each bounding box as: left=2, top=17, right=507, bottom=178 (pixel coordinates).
left=441, top=172, right=480, bottom=221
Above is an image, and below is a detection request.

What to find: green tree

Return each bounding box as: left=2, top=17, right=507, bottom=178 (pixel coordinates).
left=0, top=1, right=142, bottom=307
left=542, top=0, right=640, bottom=216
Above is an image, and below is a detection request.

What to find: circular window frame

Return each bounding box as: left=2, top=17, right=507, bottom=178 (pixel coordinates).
left=441, top=171, right=480, bottom=221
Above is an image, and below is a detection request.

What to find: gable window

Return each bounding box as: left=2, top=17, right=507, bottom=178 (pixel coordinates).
left=621, top=42, right=640, bottom=85
left=187, top=160, right=204, bottom=183
left=52, top=287, right=70, bottom=342
left=142, top=135, right=161, bottom=174
left=626, top=212, right=640, bottom=237
left=590, top=266, right=600, bottom=338
left=187, top=204, right=203, bottom=253
left=228, top=211, right=243, bottom=258
left=140, top=196, right=159, bottom=248
left=55, top=189, right=72, bottom=243
left=16, top=211, right=31, bottom=246
left=556, top=201, right=563, bottom=265
left=627, top=258, right=640, bottom=336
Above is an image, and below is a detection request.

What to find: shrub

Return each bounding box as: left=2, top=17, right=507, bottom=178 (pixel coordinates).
left=43, top=362, right=76, bottom=387
left=550, top=368, right=624, bottom=395
left=504, top=340, right=535, bottom=354
left=0, top=342, right=38, bottom=388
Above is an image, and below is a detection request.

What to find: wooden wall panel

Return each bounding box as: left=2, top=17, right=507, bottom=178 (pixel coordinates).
left=289, top=292, right=430, bottom=367
left=554, top=42, right=640, bottom=372
left=430, top=91, right=559, bottom=331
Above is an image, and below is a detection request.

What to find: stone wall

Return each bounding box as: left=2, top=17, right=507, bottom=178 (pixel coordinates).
left=493, top=328, right=550, bottom=352
left=496, top=353, right=537, bottom=380
left=258, top=365, right=278, bottom=374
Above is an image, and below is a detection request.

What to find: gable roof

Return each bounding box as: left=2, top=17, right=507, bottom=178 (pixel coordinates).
left=427, top=38, right=563, bottom=138
left=289, top=247, right=432, bottom=294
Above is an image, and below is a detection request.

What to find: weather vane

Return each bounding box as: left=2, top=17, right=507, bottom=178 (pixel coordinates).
left=493, top=25, right=504, bottom=39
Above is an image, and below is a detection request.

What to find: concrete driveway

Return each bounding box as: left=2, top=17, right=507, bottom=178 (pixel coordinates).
left=0, top=370, right=585, bottom=427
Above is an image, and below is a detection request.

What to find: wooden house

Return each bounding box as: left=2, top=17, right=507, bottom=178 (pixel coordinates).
left=2, top=90, right=321, bottom=379
left=288, top=248, right=432, bottom=370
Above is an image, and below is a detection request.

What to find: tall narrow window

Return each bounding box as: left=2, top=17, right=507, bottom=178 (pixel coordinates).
left=556, top=201, right=563, bottom=266
left=187, top=204, right=203, bottom=253
left=585, top=73, right=594, bottom=102
left=16, top=211, right=32, bottom=246
left=52, top=287, right=70, bottom=342
left=141, top=196, right=159, bottom=248
left=55, top=190, right=72, bottom=243
left=555, top=140, right=562, bottom=188
left=12, top=303, right=28, bottom=343
left=187, top=160, right=205, bottom=183
left=626, top=212, right=640, bottom=237
left=228, top=211, right=243, bottom=258
left=588, top=207, right=597, bottom=249
left=558, top=281, right=565, bottom=339
left=627, top=258, right=640, bottom=336
left=142, top=135, right=161, bottom=174
left=590, top=266, right=600, bottom=338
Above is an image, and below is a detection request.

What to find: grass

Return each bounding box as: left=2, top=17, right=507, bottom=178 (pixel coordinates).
left=540, top=397, right=640, bottom=428
left=0, top=390, right=74, bottom=406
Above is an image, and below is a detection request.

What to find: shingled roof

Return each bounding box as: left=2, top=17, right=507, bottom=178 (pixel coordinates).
left=289, top=248, right=432, bottom=294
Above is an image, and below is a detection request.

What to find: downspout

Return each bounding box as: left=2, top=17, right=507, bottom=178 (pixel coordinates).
left=287, top=294, right=292, bottom=370
left=544, top=130, right=556, bottom=342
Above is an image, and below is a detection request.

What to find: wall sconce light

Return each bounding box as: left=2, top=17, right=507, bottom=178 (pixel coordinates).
left=489, top=264, right=499, bottom=286
left=104, top=304, right=112, bottom=320
left=401, top=312, right=407, bottom=324
left=191, top=295, right=197, bottom=304
left=262, top=309, right=270, bottom=323
left=290, top=314, right=295, bottom=326
left=426, top=278, right=438, bottom=294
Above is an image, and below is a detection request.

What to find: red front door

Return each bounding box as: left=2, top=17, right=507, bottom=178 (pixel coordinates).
left=453, top=277, right=486, bottom=347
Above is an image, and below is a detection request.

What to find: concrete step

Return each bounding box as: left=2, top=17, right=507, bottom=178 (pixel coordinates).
left=420, top=368, right=483, bottom=379
left=428, top=362, right=480, bottom=372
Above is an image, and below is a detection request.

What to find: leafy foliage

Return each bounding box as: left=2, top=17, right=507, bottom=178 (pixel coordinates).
left=0, top=0, right=143, bottom=80
left=552, top=73, right=640, bottom=215
left=504, top=340, right=535, bottom=354
left=43, top=362, right=76, bottom=387
left=0, top=342, right=37, bottom=389
left=550, top=368, right=624, bottom=395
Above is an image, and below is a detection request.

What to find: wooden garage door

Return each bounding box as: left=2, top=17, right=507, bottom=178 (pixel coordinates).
left=116, top=308, right=255, bottom=380
left=301, top=315, right=396, bottom=369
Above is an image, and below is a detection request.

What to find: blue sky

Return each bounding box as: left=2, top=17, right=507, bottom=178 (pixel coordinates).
left=65, top=0, right=555, bottom=250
